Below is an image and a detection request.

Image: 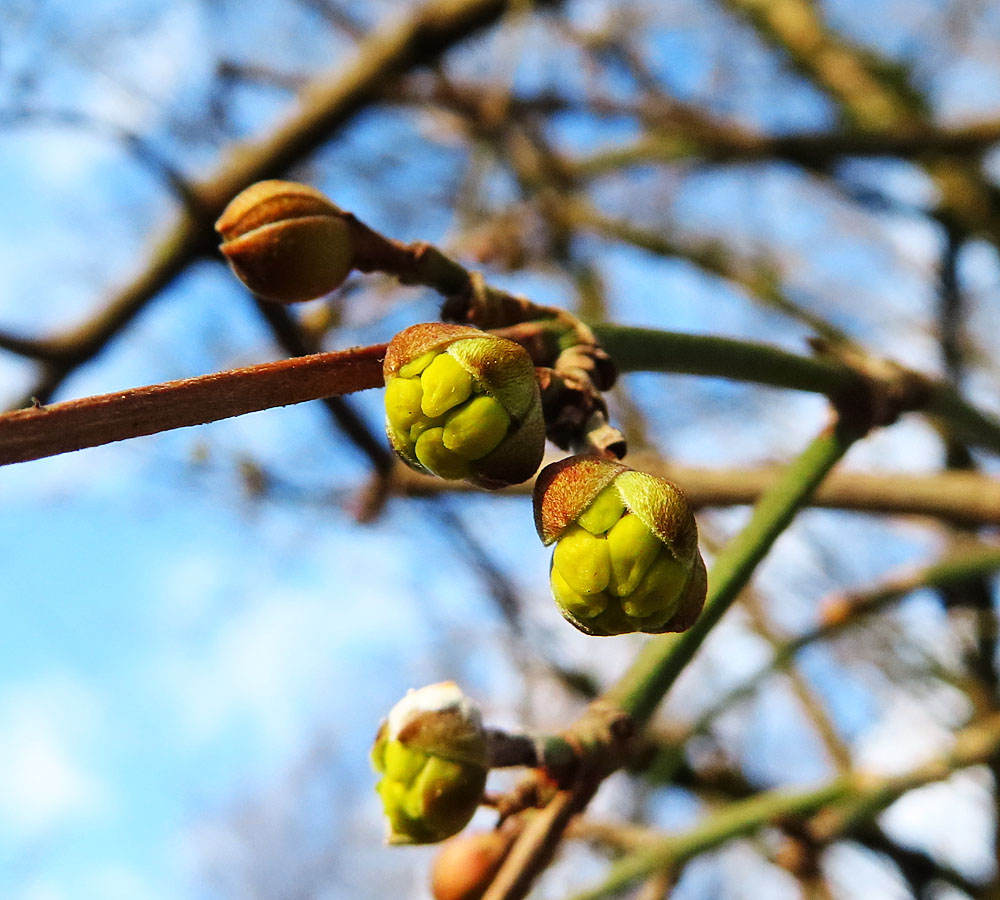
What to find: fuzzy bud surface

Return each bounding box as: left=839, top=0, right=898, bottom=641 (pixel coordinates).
left=534, top=456, right=707, bottom=636
left=384, top=323, right=545, bottom=489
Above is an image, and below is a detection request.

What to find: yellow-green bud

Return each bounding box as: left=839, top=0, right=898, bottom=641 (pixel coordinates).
left=384, top=323, right=545, bottom=489
left=533, top=456, right=707, bottom=636
left=215, top=180, right=354, bottom=303
left=372, top=682, right=489, bottom=845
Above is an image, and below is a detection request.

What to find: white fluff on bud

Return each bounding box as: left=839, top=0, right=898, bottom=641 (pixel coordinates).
left=387, top=681, right=482, bottom=742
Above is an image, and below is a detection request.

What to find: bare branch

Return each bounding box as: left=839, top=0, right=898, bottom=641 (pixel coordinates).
left=0, top=344, right=386, bottom=466
left=9, top=0, right=565, bottom=406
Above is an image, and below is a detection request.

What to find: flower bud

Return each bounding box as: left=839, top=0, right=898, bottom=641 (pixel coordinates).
left=372, top=682, right=489, bottom=845
left=215, top=180, right=353, bottom=303
left=431, top=829, right=516, bottom=900
left=384, top=323, right=545, bottom=489
left=533, top=456, right=706, bottom=636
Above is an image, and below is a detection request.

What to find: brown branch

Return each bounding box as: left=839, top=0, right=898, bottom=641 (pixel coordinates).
left=392, top=456, right=1000, bottom=526
left=7, top=0, right=563, bottom=407
left=571, top=117, right=1000, bottom=177
left=720, top=0, right=1000, bottom=244
left=0, top=344, right=386, bottom=466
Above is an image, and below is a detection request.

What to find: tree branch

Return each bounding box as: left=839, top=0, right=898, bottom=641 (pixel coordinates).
left=568, top=711, right=1000, bottom=900
left=571, top=117, right=1000, bottom=177
left=482, top=418, right=862, bottom=900
left=606, top=419, right=864, bottom=724
left=0, top=344, right=386, bottom=466
left=595, top=325, right=1000, bottom=456
left=6, top=0, right=563, bottom=407
left=394, top=457, right=1000, bottom=526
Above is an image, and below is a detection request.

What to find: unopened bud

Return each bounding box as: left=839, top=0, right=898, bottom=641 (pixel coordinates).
left=216, top=180, right=353, bottom=302
left=384, top=323, right=545, bottom=489
left=372, top=682, right=489, bottom=845
left=431, top=828, right=517, bottom=900
left=533, top=456, right=706, bottom=636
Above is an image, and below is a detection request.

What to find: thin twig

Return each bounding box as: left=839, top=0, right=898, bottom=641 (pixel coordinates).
left=9, top=0, right=563, bottom=408
left=567, top=711, right=1000, bottom=900
left=482, top=418, right=863, bottom=900
left=0, top=345, right=386, bottom=466
left=392, top=456, right=1000, bottom=526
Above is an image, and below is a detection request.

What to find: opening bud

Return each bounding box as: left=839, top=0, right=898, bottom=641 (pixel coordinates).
left=384, top=324, right=545, bottom=489
left=533, top=456, right=707, bottom=636
left=215, top=180, right=353, bottom=303
left=372, top=682, right=489, bottom=845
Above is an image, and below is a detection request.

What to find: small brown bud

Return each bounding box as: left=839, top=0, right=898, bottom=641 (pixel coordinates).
left=431, top=829, right=516, bottom=900
left=818, top=594, right=852, bottom=627
left=215, top=180, right=353, bottom=303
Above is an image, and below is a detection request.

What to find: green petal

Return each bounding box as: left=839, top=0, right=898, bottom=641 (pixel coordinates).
left=407, top=755, right=482, bottom=837
left=420, top=353, right=473, bottom=418
left=414, top=428, right=472, bottom=480
left=383, top=740, right=427, bottom=784
left=607, top=513, right=664, bottom=597
left=405, top=758, right=461, bottom=820
left=443, top=396, right=510, bottom=460
left=385, top=376, right=425, bottom=431
left=379, top=776, right=406, bottom=805
left=585, top=603, right=637, bottom=636
left=620, top=552, right=689, bottom=619
left=576, top=485, right=626, bottom=535
left=552, top=525, right=611, bottom=595
left=551, top=568, right=607, bottom=619
left=398, top=350, right=438, bottom=379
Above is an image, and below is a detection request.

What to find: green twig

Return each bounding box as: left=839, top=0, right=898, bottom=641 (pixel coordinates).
left=642, top=542, right=1000, bottom=786
left=567, top=712, right=1000, bottom=900
left=594, top=324, right=862, bottom=396
left=569, top=781, right=848, bottom=900
left=483, top=419, right=860, bottom=900
left=594, top=324, right=1000, bottom=456
left=605, top=419, right=863, bottom=725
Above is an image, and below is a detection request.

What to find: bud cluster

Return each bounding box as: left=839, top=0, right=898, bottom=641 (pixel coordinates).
left=534, top=457, right=706, bottom=636
left=371, top=682, right=489, bottom=845
left=384, top=324, right=545, bottom=489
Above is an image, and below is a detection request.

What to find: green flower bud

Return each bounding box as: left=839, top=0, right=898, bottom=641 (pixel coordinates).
left=384, top=323, right=545, bottom=489
left=372, top=682, right=489, bottom=845
left=533, top=456, right=707, bottom=636
left=215, top=180, right=353, bottom=303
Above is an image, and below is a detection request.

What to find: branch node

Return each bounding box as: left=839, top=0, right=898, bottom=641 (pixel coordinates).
left=813, top=340, right=933, bottom=432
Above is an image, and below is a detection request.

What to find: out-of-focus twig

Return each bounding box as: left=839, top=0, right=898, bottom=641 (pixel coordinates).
left=5, top=0, right=564, bottom=408
left=568, top=711, right=1000, bottom=900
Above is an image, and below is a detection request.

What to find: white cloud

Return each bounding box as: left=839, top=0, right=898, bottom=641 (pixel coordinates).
left=0, top=675, right=109, bottom=840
